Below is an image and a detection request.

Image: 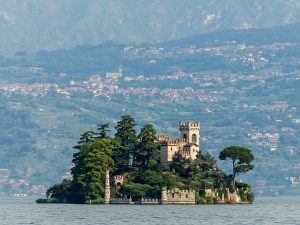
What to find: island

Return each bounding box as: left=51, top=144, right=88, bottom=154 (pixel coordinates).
left=37, top=115, right=254, bottom=204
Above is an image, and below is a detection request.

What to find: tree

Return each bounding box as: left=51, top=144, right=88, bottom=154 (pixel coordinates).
left=219, top=146, right=254, bottom=190
left=114, top=115, right=137, bottom=170
left=170, top=153, right=193, bottom=178
left=191, top=152, right=225, bottom=189
left=71, top=138, right=115, bottom=203
left=136, top=124, right=160, bottom=169
left=96, top=123, right=110, bottom=139
left=72, top=131, right=97, bottom=184
left=73, top=131, right=96, bottom=150
left=192, top=152, right=216, bottom=173
left=46, top=180, right=72, bottom=203
left=121, top=183, right=153, bottom=200
left=160, top=173, right=177, bottom=189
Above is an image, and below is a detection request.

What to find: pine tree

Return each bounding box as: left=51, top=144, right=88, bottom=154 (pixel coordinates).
left=136, top=124, right=160, bottom=169
left=71, top=138, right=115, bottom=203
left=73, top=131, right=96, bottom=150
left=96, top=123, right=110, bottom=139
left=219, top=146, right=254, bottom=190
left=114, top=115, right=137, bottom=171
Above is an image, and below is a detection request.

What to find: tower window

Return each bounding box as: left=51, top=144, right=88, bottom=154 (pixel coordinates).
left=183, top=134, right=187, bottom=140
left=192, top=134, right=197, bottom=143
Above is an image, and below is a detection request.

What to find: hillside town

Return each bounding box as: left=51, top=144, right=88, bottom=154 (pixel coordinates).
left=0, top=39, right=299, bottom=197
left=0, top=67, right=298, bottom=153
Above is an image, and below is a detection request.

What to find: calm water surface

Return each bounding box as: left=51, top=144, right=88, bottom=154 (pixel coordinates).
left=0, top=196, right=299, bottom=225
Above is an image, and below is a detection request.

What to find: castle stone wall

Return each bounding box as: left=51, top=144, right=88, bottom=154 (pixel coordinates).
left=161, top=187, right=195, bottom=204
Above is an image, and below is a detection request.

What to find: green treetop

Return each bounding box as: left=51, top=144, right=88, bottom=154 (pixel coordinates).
left=136, top=124, right=160, bottom=169
left=114, top=115, right=138, bottom=171
left=96, top=123, right=110, bottom=139
left=71, top=138, right=115, bottom=203
left=73, top=130, right=96, bottom=149
left=72, top=131, right=97, bottom=179
left=219, top=146, right=254, bottom=190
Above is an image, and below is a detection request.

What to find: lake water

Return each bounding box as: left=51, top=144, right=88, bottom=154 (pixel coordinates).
left=0, top=197, right=299, bottom=225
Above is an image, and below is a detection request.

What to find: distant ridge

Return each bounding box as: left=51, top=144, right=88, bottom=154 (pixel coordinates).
left=1, top=0, right=300, bottom=56
left=16, top=22, right=299, bottom=74
left=162, top=22, right=300, bottom=48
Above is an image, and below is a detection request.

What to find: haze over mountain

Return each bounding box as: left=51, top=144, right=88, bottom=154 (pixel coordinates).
left=0, top=21, right=300, bottom=188
left=1, top=0, right=300, bottom=56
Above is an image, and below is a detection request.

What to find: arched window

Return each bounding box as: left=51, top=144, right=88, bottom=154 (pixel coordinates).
left=192, top=134, right=197, bottom=143
left=183, top=134, right=187, bottom=140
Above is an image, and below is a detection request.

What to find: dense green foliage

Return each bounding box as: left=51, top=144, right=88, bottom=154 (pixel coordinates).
left=136, top=124, right=160, bottom=169
left=114, top=115, right=138, bottom=172
left=44, top=137, right=115, bottom=204
left=71, top=138, right=115, bottom=203
left=39, top=115, right=253, bottom=204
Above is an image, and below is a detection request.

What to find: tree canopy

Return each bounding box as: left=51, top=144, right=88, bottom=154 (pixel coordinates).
left=96, top=123, right=110, bottom=139
left=136, top=124, right=160, bottom=169
left=219, top=146, right=254, bottom=190
left=114, top=115, right=138, bottom=171
left=71, top=138, right=115, bottom=203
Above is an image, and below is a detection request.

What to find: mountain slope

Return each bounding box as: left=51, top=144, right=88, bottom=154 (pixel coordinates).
left=8, top=22, right=299, bottom=75
left=1, top=0, right=300, bottom=55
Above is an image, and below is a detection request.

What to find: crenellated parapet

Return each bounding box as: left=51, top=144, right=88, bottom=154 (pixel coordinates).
left=161, top=187, right=195, bottom=204
left=179, top=121, right=200, bottom=129
left=139, top=197, right=160, bottom=204
left=110, top=197, right=134, bottom=204
left=158, top=134, right=172, bottom=142
left=113, top=175, right=124, bottom=186
left=160, top=140, right=179, bottom=146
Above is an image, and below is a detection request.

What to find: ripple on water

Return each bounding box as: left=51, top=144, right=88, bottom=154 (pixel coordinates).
left=0, top=197, right=300, bottom=225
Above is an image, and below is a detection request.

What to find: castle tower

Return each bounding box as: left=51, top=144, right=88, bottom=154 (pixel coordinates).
left=159, top=121, right=201, bottom=169
left=104, top=170, right=110, bottom=204
left=179, top=122, right=200, bottom=146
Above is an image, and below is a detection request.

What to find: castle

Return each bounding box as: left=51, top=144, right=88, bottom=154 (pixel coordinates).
left=103, top=121, right=200, bottom=205
left=102, top=121, right=246, bottom=205
left=159, top=121, right=200, bottom=168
